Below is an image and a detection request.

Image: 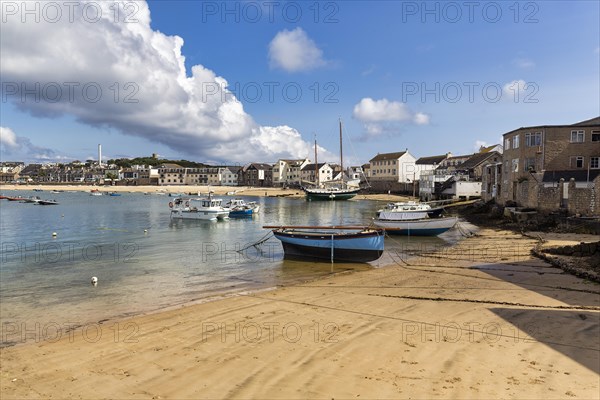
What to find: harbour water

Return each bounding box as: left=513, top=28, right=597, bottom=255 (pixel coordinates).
left=0, top=190, right=465, bottom=346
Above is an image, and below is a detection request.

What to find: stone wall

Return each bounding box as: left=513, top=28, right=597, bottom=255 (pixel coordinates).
left=537, top=183, right=561, bottom=212
left=542, top=241, right=600, bottom=257
left=508, top=177, right=599, bottom=216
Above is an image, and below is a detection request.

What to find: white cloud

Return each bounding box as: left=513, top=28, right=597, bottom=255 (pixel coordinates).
left=512, top=58, right=535, bottom=69
left=0, top=1, right=326, bottom=163
left=0, top=127, right=19, bottom=149
left=352, top=98, right=429, bottom=137
left=502, top=79, right=529, bottom=101
left=0, top=126, right=65, bottom=161
left=268, top=28, right=326, bottom=72
left=353, top=98, right=412, bottom=122
left=413, top=112, right=430, bottom=125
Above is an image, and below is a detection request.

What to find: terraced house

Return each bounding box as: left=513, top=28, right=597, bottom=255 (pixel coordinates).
left=499, top=117, right=600, bottom=215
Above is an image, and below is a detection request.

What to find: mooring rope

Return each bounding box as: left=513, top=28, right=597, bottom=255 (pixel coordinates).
left=237, top=231, right=274, bottom=253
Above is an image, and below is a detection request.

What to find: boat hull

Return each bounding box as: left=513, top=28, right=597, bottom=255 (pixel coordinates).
left=229, top=209, right=253, bottom=217
left=303, top=188, right=360, bottom=201
left=373, top=217, right=458, bottom=236
left=273, top=230, right=384, bottom=262
left=170, top=210, right=229, bottom=220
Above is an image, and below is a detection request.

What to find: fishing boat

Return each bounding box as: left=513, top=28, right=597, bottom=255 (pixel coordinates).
left=376, top=201, right=444, bottom=220
left=264, top=225, right=384, bottom=263
left=225, top=199, right=260, bottom=217
left=169, top=196, right=229, bottom=221
left=373, top=216, right=458, bottom=236
left=304, top=120, right=360, bottom=201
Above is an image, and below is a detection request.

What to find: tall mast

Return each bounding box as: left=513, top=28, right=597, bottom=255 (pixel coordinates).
left=314, top=135, right=318, bottom=187
left=339, top=119, right=344, bottom=186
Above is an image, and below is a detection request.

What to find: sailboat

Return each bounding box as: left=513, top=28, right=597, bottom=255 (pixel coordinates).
left=303, top=120, right=360, bottom=201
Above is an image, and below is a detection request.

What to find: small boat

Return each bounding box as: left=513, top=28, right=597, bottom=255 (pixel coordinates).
left=51, top=190, right=63, bottom=194
left=90, top=191, right=102, bottom=196
left=0, top=195, right=8, bottom=200
left=33, top=188, right=43, bottom=192
left=36, top=199, right=59, bottom=205
left=225, top=199, right=260, bottom=217
left=373, top=216, right=458, bottom=236
left=22, top=196, right=41, bottom=203
left=264, top=225, right=384, bottom=263
left=376, top=201, right=444, bottom=220
left=168, top=193, right=184, bottom=197
left=6, top=196, right=25, bottom=201
left=109, top=192, right=121, bottom=196
left=169, top=196, right=229, bottom=221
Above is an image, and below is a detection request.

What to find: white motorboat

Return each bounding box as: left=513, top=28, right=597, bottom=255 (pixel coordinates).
left=169, top=196, right=229, bottom=221
left=373, top=216, right=458, bottom=236
left=376, top=201, right=444, bottom=220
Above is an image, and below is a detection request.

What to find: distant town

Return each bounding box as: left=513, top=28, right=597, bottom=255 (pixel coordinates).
left=2, top=117, right=599, bottom=215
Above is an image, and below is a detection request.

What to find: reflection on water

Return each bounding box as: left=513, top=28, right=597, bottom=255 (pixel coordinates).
left=0, top=190, right=465, bottom=345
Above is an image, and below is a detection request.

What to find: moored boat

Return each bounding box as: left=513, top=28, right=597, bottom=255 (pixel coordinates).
left=376, top=201, right=444, bottom=220
left=169, top=196, right=229, bottom=221
left=225, top=198, right=260, bottom=217
left=373, top=216, right=458, bottom=236
left=36, top=199, right=59, bottom=205
left=304, top=120, right=360, bottom=201
left=22, top=196, right=41, bottom=203
left=264, top=225, right=384, bottom=263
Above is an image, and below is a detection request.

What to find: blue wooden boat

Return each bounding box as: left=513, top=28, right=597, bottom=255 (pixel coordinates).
left=109, top=192, right=121, bottom=196
left=264, top=225, right=384, bottom=263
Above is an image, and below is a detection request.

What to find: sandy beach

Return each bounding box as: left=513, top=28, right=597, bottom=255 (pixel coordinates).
left=1, top=226, right=598, bottom=399
left=0, top=183, right=412, bottom=203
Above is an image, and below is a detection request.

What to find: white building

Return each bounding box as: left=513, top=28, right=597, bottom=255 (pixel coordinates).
left=300, top=163, right=334, bottom=186
left=369, top=151, right=417, bottom=183
left=220, top=166, right=241, bottom=186
left=273, top=159, right=310, bottom=187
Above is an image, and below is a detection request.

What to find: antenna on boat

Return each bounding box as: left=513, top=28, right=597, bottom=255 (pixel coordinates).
left=339, top=118, right=344, bottom=188
left=314, top=133, right=318, bottom=187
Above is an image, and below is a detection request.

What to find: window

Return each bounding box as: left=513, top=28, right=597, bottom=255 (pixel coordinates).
left=524, top=158, right=536, bottom=171
left=592, top=131, right=600, bottom=142
left=504, top=138, right=510, bottom=150
left=512, top=159, right=519, bottom=172
left=525, top=132, right=542, bottom=147
left=513, top=135, right=520, bottom=149
left=570, top=130, right=585, bottom=143
left=591, top=157, right=599, bottom=169
left=570, top=156, right=584, bottom=168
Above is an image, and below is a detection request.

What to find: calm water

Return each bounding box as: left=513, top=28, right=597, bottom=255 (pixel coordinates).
left=0, top=190, right=464, bottom=346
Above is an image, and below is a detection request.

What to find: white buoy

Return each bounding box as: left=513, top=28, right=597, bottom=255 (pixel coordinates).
left=144, top=229, right=148, bottom=233
left=52, top=232, right=57, bottom=237
left=91, top=277, right=98, bottom=286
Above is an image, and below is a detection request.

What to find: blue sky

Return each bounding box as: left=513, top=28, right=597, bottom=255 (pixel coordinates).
left=1, top=1, right=599, bottom=165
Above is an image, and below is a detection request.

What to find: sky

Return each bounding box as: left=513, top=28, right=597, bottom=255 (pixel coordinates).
left=1, top=0, right=599, bottom=166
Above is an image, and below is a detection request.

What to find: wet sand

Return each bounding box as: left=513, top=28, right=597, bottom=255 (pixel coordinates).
left=1, top=227, right=598, bottom=399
